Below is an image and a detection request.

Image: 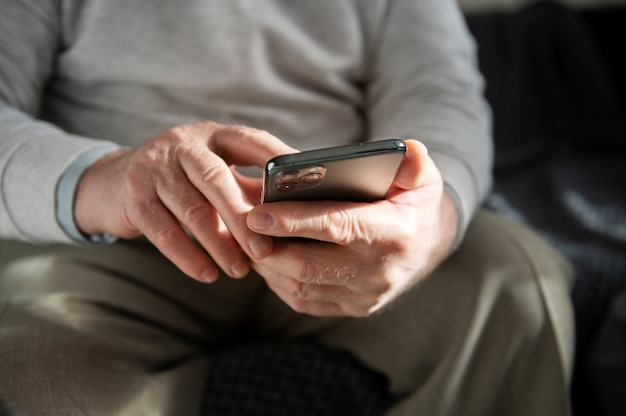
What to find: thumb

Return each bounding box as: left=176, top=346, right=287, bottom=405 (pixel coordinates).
left=392, top=139, right=431, bottom=190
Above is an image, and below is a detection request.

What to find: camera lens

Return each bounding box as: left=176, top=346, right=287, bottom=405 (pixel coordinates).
left=275, top=170, right=299, bottom=184
left=275, top=182, right=298, bottom=192
left=301, top=172, right=323, bottom=184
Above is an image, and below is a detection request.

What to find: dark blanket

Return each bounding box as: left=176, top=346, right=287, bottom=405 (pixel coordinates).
left=466, top=2, right=626, bottom=414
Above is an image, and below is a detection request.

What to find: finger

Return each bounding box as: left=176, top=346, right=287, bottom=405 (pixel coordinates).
left=255, top=261, right=348, bottom=300
left=256, top=263, right=374, bottom=318
left=267, top=288, right=346, bottom=317
left=247, top=200, right=386, bottom=245
left=391, top=139, right=428, bottom=190
left=175, top=122, right=298, bottom=260
left=176, top=145, right=274, bottom=260
left=232, top=168, right=264, bottom=205
left=156, top=169, right=250, bottom=278
left=254, top=239, right=374, bottom=289
left=255, top=268, right=348, bottom=317
left=133, top=199, right=220, bottom=283
left=207, top=123, right=298, bottom=168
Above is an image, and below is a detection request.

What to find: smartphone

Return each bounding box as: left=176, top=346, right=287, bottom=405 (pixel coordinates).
left=262, top=138, right=406, bottom=203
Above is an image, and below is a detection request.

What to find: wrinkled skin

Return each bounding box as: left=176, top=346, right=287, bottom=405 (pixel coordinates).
left=75, top=121, right=457, bottom=317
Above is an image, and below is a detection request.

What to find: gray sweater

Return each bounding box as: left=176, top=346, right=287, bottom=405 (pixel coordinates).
left=0, top=0, right=492, bottom=244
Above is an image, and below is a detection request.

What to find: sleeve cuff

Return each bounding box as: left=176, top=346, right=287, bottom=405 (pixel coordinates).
left=444, top=182, right=465, bottom=253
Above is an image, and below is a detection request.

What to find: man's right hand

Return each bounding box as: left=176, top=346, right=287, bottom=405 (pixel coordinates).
left=73, top=121, right=296, bottom=283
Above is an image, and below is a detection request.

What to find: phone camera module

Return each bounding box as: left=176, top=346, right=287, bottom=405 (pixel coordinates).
left=273, top=166, right=326, bottom=193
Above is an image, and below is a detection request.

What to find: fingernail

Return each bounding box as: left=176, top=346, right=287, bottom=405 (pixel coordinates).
left=200, top=269, right=217, bottom=283
left=249, top=212, right=274, bottom=231
left=230, top=260, right=249, bottom=278
left=248, top=235, right=271, bottom=258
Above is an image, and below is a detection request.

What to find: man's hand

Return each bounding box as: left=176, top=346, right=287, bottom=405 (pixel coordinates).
left=246, top=140, right=458, bottom=317
left=74, top=121, right=296, bottom=283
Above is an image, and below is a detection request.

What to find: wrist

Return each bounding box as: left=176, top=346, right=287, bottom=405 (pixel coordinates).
left=73, top=149, right=129, bottom=240
left=74, top=149, right=128, bottom=236
left=56, top=145, right=122, bottom=243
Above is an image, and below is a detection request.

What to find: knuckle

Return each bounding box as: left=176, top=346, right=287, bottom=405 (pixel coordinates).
left=166, top=125, right=209, bottom=159
left=289, top=296, right=309, bottom=314
left=283, top=277, right=318, bottom=314
left=198, top=160, right=229, bottom=184
left=166, top=125, right=191, bottom=142
left=156, top=128, right=188, bottom=153
left=326, top=207, right=362, bottom=245
left=196, top=120, right=219, bottom=131
left=286, top=279, right=306, bottom=300
left=234, top=125, right=269, bottom=141
left=395, top=226, right=416, bottom=251
left=297, top=258, right=321, bottom=285
left=181, top=200, right=212, bottom=224
left=373, top=274, right=393, bottom=294
left=152, top=224, right=183, bottom=250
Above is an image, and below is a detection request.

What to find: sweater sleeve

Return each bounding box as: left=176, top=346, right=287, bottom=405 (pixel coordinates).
left=366, top=0, right=493, bottom=242
left=0, top=0, right=121, bottom=244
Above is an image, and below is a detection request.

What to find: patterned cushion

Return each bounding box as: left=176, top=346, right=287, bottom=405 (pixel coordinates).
left=201, top=341, right=393, bottom=416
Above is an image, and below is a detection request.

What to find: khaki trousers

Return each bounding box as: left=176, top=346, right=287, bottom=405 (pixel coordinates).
left=0, top=210, right=574, bottom=415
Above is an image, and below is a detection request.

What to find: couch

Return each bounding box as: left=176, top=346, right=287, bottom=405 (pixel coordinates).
left=199, top=2, right=626, bottom=415
left=465, top=2, right=626, bottom=414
